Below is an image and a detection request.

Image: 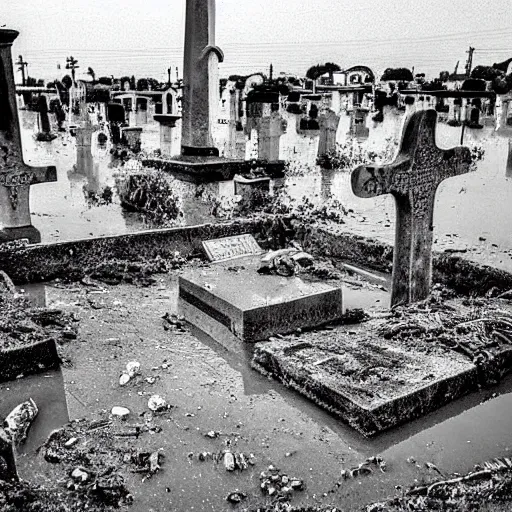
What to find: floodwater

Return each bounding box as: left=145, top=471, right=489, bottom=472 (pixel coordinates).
left=18, top=109, right=512, bottom=273
left=4, top=278, right=512, bottom=510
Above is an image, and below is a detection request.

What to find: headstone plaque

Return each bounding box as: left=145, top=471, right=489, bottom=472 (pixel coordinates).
left=202, top=234, right=264, bottom=262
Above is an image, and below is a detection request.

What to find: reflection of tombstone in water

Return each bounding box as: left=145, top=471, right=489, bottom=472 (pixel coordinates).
left=507, top=139, right=512, bottom=178
left=76, top=105, right=100, bottom=193
left=320, top=168, right=336, bottom=202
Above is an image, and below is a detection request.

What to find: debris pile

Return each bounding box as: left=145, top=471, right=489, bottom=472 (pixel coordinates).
left=259, top=465, right=305, bottom=500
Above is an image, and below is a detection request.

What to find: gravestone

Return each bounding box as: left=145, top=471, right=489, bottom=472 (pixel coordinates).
left=37, top=95, right=51, bottom=134
left=257, top=113, right=287, bottom=161
left=351, top=109, right=471, bottom=307
left=179, top=237, right=343, bottom=343
left=0, top=29, right=57, bottom=244
left=318, top=109, right=340, bottom=157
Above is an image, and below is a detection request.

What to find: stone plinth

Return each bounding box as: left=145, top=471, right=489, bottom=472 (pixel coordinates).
left=154, top=114, right=181, bottom=157
left=142, top=156, right=285, bottom=184
left=178, top=256, right=343, bottom=342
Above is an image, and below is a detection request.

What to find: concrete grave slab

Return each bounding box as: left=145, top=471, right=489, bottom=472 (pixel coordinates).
left=252, top=324, right=479, bottom=437
left=179, top=255, right=343, bottom=342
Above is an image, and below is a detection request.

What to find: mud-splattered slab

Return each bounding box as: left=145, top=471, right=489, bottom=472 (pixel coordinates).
left=252, top=298, right=512, bottom=436
left=252, top=331, right=475, bottom=436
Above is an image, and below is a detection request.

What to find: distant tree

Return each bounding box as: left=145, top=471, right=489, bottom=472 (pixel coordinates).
left=380, top=68, right=414, bottom=82
left=130, top=75, right=136, bottom=90
left=120, top=76, right=131, bottom=91
left=87, top=67, right=96, bottom=82
left=306, top=64, right=324, bottom=81
left=146, top=78, right=160, bottom=90
left=492, top=73, right=512, bottom=95
left=439, top=70, right=450, bottom=82
left=97, top=76, right=113, bottom=86
left=470, top=65, right=503, bottom=81
left=136, top=78, right=149, bottom=91
left=62, top=74, right=73, bottom=89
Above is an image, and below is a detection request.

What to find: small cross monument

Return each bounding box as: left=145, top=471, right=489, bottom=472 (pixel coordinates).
left=0, top=29, right=57, bottom=244
left=351, top=109, right=472, bottom=307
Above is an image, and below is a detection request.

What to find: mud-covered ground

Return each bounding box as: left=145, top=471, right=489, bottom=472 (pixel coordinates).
left=3, top=261, right=512, bottom=511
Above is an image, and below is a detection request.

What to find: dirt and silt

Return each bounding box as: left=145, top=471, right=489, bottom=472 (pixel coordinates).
left=3, top=253, right=512, bottom=511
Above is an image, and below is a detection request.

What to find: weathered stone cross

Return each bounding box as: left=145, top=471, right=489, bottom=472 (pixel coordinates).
left=351, top=109, right=472, bottom=307
left=0, top=29, right=56, bottom=243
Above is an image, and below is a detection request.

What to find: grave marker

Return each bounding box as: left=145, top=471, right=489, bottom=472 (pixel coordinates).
left=351, top=109, right=472, bottom=306
left=0, top=29, right=57, bottom=244
left=203, top=234, right=264, bottom=262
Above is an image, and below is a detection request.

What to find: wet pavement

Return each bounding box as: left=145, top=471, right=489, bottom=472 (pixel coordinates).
left=3, top=276, right=512, bottom=511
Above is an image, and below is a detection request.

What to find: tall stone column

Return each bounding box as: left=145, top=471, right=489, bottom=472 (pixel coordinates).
left=181, top=0, right=224, bottom=156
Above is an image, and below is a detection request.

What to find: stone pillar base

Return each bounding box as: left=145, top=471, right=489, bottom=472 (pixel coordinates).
left=0, top=225, right=41, bottom=244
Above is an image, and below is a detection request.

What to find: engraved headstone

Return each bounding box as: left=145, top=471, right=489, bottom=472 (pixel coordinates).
left=351, top=109, right=472, bottom=306
left=0, top=29, right=57, bottom=244
left=203, top=234, right=264, bottom=262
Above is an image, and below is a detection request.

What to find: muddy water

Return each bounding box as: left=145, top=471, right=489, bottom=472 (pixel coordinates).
left=6, top=280, right=512, bottom=511
left=20, top=111, right=512, bottom=274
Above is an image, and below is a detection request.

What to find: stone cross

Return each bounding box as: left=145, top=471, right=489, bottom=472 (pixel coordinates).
left=181, top=0, right=224, bottom=156
left=0, top=29, right=57, bottom=244
left=351, top=109, right=472, bottom=307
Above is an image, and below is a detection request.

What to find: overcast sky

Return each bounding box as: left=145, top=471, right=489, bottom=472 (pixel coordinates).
left=3, top=0, right=512, bottom=81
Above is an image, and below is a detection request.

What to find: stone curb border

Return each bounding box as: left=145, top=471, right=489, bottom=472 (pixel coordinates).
left=0, top=338, right=60, bottom=383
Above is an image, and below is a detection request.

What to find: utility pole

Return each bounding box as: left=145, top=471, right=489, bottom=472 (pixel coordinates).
left=66, top=56, right=79, bottom=84
left=17, top=55, right=28, bottom=86
left=465, top=47, right=475, bottom=78
left=269, top=63, right=273, bottom=81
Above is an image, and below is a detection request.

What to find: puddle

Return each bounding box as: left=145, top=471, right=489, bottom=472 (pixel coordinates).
left=0, top=369, right=69, bottom=456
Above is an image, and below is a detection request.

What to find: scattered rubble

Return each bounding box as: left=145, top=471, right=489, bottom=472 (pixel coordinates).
left=259, top=465, right=304, bottom=500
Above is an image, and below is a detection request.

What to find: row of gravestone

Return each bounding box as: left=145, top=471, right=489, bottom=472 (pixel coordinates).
left=0, top=28, right=475, bottom=311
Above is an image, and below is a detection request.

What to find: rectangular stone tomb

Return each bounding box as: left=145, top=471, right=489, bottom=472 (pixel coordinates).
left=178, top=256, right=343, bottom=342
left=251, top=325, right=481, bottom=436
